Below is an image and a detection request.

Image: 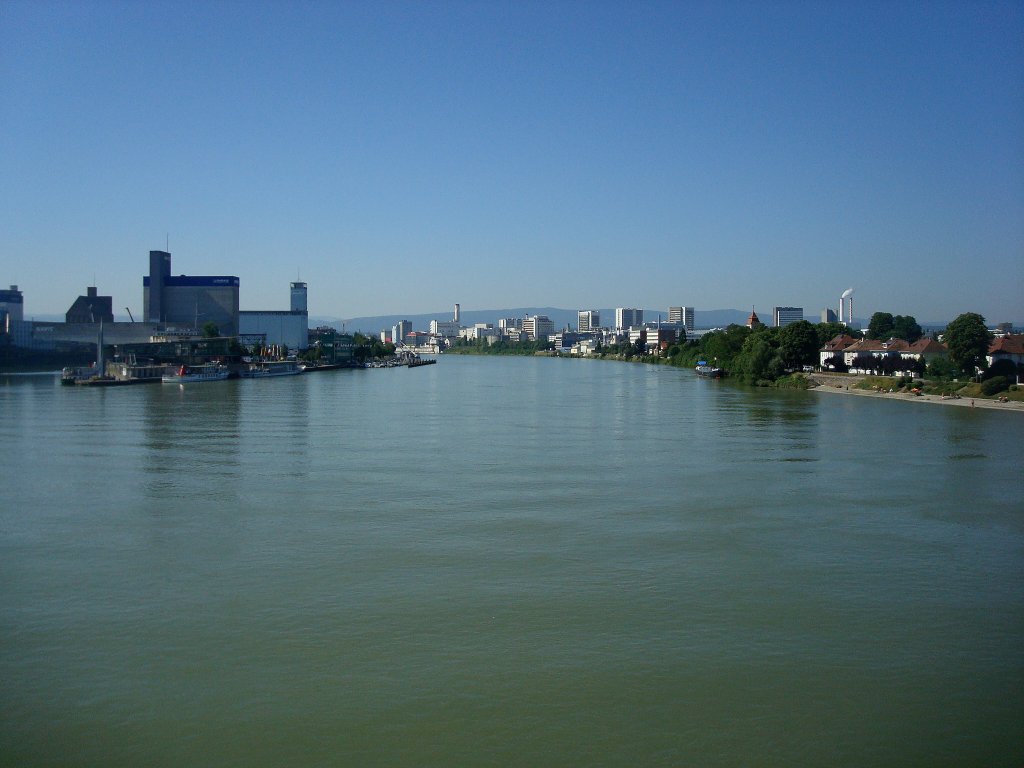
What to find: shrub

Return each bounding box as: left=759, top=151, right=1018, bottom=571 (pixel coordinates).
left=980, top=376, right=1009, bottom=396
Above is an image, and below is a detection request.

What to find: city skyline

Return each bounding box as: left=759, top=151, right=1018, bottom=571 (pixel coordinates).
left=2, top=2, right=1022, bottom=323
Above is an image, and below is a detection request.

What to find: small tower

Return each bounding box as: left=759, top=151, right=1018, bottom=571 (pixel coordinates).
left=454, top=303, right=461, bottom=324
left=746, top=307, right=761, bottom=329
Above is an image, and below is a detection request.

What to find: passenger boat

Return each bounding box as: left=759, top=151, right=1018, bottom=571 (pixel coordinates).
left=239, top=360, right=304, bottom=378
left=161, top=364, right=230, bottom=383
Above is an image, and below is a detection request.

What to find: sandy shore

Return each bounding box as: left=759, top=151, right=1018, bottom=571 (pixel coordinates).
left=808, top=379, right=1024, bottom=413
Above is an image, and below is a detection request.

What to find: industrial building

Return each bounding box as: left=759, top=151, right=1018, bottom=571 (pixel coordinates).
left=143, top=250, right=240, bottom=336
left=239, top=281, right=309, bottom=351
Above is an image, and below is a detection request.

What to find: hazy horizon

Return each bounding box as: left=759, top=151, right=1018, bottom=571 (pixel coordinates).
left=3, top=2, right=1021, bottom=323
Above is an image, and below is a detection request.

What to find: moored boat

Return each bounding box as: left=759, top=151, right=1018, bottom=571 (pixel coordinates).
left=239, top=360, right=304, bottom=378
left=162, top=364, right=230, bottom=383
left=695, top=360, right=723, bottom=378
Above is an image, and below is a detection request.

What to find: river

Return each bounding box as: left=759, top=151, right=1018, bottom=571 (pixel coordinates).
left=1, top=356, right=1021, bottom=766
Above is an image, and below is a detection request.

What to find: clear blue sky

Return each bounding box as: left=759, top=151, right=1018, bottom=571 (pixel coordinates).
left=2, top=0, right=1022, bottom=324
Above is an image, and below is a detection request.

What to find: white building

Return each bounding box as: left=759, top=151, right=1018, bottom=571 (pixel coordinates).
left=578, top=309, right=600, bottom=332
left=429, top=319, right=460, bottom=338
left=522, top=315, right=554, bottom=341
left=460, top=323, right=497, bottom=341
left=615, top=307, right=643, bottom=330
left=239, top=281, right=310, bottom=350
left=668, top=306, right=694, bottom=332
left=392, top=320, right=413, bottom=346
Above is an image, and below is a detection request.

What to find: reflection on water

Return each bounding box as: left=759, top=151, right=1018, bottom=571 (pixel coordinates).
left=1, top=361, right=1022, bottom=767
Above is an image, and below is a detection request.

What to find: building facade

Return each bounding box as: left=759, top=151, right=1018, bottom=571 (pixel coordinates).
left=522, top=315, right=554, bottom=341
left=578, top=310, right=600, bottom=333
left=668, top=306, right=694, bottom=332
left=65, top=286, right=114, bottom=324
left=773, top=306, right=804, bottom=327
left=0, top=285, right=24, bottom=334
left=392, top=320, right=413, bottom=346
left=615, top=308, right=643, bottom=330
left=143, top=250, right=240, bottom=336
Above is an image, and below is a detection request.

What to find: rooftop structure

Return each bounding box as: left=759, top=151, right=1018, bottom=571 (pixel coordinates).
left=66, top=286, right=113, bottom=324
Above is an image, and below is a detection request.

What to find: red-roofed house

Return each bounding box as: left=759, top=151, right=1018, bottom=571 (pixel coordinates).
left=819, top=334, right=860, bottom=369
left=987, top=335, right=1024, bottom=382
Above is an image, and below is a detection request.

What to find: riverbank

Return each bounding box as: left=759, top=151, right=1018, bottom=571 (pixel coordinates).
left=807, top=373, right=1024, bottom=413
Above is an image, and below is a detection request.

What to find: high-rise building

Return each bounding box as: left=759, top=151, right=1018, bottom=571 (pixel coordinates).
left=393, top=319, right=413, bottom=345
left=821, top=308, right=838, bottom=323
left=773, top=306, right=803, bottom=327
left=578, top=310, right=600, bottom=333
left=615, top=307, right=643, bottom=330
left=523, top=315, right=554, bottom=341
left=669, top=306, right=694, bottom=332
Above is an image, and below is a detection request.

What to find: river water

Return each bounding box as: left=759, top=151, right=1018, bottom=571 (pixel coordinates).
left=1, top=356, right=1022, bottom=766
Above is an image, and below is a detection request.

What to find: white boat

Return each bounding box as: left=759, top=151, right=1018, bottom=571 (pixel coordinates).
left=162, top=364, right=230, bottom=383
left=239, top=360, right=304, bottom=378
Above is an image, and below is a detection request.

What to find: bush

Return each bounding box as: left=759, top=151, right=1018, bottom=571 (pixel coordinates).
left=980, top=376, right=1009, bottom=396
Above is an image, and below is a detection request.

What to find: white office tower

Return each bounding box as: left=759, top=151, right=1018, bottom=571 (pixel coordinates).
left=578, top=309, right=599, bottom=333
left=290, top=282, right=308, bottom=313
left=522, top=315, right=554, bottom=341
left=615, top=308, right=643, bottom=330
left=393, top=320, right=412, bottom=346
left=454, top=303, right=460, bottom=324
left=669, top=306, right=694, bottom=332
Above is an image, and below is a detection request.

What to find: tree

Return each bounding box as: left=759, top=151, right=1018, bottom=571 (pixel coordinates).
left=891, top=315, right=923, bottom=343
left=822, top=354, right=848, bottom=372
left=944, top=313, right=992, bottom=375
left=926, top=356, right=958, bottom=380
left=778, top=321, right=819, bottom=369
left=867, top=312, right=895, bottom=340
left=201, top=321, right=219, bottom=338
left=984, top=358, right=1017, bottom=381
left=734, top=332, right=781, bottom=382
